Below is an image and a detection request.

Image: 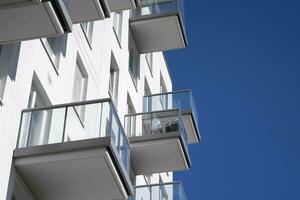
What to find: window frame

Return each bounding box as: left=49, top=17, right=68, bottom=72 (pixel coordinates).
left=145, top=53, right=153, bottom=76
left=41, top=34, right=67, bottom=74
left=126, top=95, right=137, bottom=137
left=109, top=54, right=120, bottom=106
left=26, top=80, right=52, bottom=147
left=81, top=21, right=94, bottom=49
left=112, top=11, right=123, bottom=48
left=72, top=56, right=88, bottom=125
left=0, top=45, right=3, bottom=106
left=159, top=73, right=168, bottom=110
left=128, top=41, right=140, bottom=90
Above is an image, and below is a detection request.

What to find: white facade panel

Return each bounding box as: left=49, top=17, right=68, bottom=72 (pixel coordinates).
left=0, top=9, right=174, bottom=199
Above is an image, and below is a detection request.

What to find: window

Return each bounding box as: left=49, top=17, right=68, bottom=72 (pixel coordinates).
left=42, top=34, right=67, bottom=72
left=129, top=35, right=140, bottom=89
left=72, top=56, right=88, bottom=122
left=113, top=11, right=123, bottom=45
left=158, top=176, right=168, bottom=200
left=160, top=74, right=167, bottom=110
left=0, top=45, right=4, bottom=105
left=143, top=79, right=151, bottom=112
left=81, top=21, right=94, bottom=47
left=159, top=185, right=168, bottom=200
left=109, top=53, right=119, bottom=105
left=145, top=53, right=153, bottom=75
left=26, top=79, right=52, bottom=146
left=127, top=95, right=136, bottom=137
left=144, top=175, right=151, bottom=185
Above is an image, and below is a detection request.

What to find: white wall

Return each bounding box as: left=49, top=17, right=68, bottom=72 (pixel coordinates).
left=0, top=10, right=173, bottom=199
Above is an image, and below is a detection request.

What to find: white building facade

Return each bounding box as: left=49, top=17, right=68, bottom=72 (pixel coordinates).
left=0, top=1, right=200, bottom=200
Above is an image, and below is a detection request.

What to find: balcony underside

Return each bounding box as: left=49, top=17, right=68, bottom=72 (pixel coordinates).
left=107, top=0, right=136, bottom=12
left=0, top=0, right=39, bottom=9
left=130, top=133, right=191, bottom=175
left=0, top=1, right=71, bottom=44
left=14, top=138, right=132, bottom=200
left=130, top=12, right=187, bottom=53
left=67, top=0, right=110, bottom=23
left=182, top=110, right=200, bottom=144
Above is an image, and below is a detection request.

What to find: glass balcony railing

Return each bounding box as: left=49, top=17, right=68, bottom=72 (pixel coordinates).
left=131, top=182, right=187, bottom=200
left=17, top=98, right=130, bottom=173
left=132, top=0, right=185, bottom=23
left=125, top=109, right=189, bottom=151
left=144, top=89, right=199, bottom=134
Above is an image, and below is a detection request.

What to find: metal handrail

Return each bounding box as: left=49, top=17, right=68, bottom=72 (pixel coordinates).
left=143, top=89, right=199, bottom=132
left=21, top=98, right=112, bottom=113
left=124, top=108, right=189, bottom=154
left=124, top=108, right=181, bottom=118
left=18, top=98, right=131, bottom=147
left=134, top=181, right=182, bottom=188
left=144, top=89, right=192, bottom=98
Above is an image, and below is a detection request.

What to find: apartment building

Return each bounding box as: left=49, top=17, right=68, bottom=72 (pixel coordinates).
left=0, top=0, right=200, bottom=200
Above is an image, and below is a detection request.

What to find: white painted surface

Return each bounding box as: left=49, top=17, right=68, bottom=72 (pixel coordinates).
left=0, top=10, right=173, bottom=199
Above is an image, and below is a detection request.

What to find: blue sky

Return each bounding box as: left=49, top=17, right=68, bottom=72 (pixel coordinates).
left=166, top=0, right=300, bottom=199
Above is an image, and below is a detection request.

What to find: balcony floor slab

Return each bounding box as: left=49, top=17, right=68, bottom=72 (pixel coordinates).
left=130, top=133, right=190, bottom=175
left=130, top=12, right=187, bottom=53
left=14, top=138, right=132, bottom=200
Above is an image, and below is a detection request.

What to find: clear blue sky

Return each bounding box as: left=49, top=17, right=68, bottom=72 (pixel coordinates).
left=166, top=0, right=300, bottom=199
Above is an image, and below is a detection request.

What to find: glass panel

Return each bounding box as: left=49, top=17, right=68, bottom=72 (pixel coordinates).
left=17, top=99, right=130, bottom=175
left=135, top=186, right=151, bottom=200
left=64, top=103, right=101, bottom=142
left=133, top=182, right=187, bottom=200
left=111, top=112, right=120, bottom=149
left=144, top=90, right=199, bottom=131
left=126, top=110, right=187, bottom=139
left=119, top=128, right=130, bottom=172
left=178, top=113, right=188, bottom=152
left=142, top=112, right=154, bottom=136
left=133, top=0, right=185, bottom=25
left=99, top=102, right=111, bottom=137
left=18, top=108, right=66, bottom=148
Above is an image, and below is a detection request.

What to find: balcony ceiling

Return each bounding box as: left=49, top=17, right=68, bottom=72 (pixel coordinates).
left=0, top=0, right=38, bottom=9
left=67, top=0, right=110, bottom=23
left=130, top=135, right=190, bottom=175
left=0, top=1, right=71, bottom=44
left=14, top=139, right=130, bottom=200
left=107, top=0, right=136, bottom=12
left=130, top=14, right=186, bottom=53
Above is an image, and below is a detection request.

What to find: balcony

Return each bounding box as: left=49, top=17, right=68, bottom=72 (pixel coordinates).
left=0, top=0, right=72, bottom=44
left=130, top=0, right=187, bottom=53
left=125, top=109, right=191, bottom=175
left=131, top=181, right=187, bottom=200
left=14, top=99, right=133, bottom=200
left=107, top=0, right=136, bottom=12
left=144, top=89, right=200, bottom=144
left=64, top=0, right=110, bottom=23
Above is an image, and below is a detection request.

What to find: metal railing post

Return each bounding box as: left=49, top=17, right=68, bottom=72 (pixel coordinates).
left=108, top=103, right=113, bottom=137
left=62, top=106, right=68, bottom=142
left=150, top=185, right=152, bottom=200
